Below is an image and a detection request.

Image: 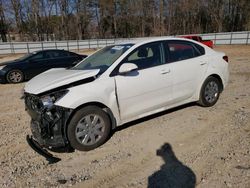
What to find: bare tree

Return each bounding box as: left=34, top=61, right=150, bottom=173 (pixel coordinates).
left=0, top=0, right=8, bottom=42
left=1, top=0, right=250, bottom=41
left=11, top=0, right=24, bottom=39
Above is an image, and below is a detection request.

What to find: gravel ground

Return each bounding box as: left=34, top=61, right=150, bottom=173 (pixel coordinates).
left=0, top=45, right=249, bottom=188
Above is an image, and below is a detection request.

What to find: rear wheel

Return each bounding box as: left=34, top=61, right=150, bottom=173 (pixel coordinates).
left=67, top=106, right=111, bottom=151
left=198, top=76, right=221, bottom=107
left=6, top=69, right=24, bottom=83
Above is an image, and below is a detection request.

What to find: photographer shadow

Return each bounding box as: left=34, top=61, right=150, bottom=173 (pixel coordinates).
left=148, top=143, right=196, bottom=188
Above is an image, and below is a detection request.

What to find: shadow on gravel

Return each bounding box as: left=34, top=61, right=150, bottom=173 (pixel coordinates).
left=148, top=143, right=196, bottom=188
left=114, top=102, right=196, bottom=133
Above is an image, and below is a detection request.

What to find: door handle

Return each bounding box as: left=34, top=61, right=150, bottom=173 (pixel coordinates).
left=200, top=62, right=207, bottom=66
left=161, top=69, right=170, bottom=74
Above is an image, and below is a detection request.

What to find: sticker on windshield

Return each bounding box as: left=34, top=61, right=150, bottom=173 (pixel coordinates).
left=111, top=46, right=124, bottom=50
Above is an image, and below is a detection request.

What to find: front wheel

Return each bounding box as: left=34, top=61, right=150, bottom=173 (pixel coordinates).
left=6, top=69, right=24, bottom=83
left=67, top=106, right=111, bottom=151
left=198, top=76, right=221, bottom=107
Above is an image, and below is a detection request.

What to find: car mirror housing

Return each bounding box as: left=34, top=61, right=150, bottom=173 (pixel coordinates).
left=119, top=63, right=138, bottom=74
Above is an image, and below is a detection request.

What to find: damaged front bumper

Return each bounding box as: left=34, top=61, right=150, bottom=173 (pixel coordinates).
left=24, top=93, right=74, bottom=161
left=26, top=135, right=61, bottom=163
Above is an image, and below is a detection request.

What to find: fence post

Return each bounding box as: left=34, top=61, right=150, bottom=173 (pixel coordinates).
left=26, top=43, right=30, bottom=53
left=88, top=39, right=91, bottom=49
left=10, top=42, right=14, bottom=54
left=41, top=41, right=44, bottom=50
left=67, top=40, right=69, bottom=50
left=77, top=40, right=79, bottom=51
left=97, top=39, right=99, bottom=48
left=246, top=31, right=250, bottom=45
left=55, top=41, right=57, bottom=49
left=214, top=33, right=217, bottom=45
left=230, top=32, right=233, bottom=45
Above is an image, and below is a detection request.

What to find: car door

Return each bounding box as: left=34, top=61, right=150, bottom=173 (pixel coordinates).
left=114, top=41, right=173, bottom=122
left=165, top=40, right=208, bottom=102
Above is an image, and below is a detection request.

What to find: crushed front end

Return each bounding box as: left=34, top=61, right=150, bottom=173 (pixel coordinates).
left=24, top=91, right=74, bottom=161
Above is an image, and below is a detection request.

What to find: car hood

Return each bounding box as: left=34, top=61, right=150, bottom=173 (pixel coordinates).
left=24, top=68, right=100, bottom=95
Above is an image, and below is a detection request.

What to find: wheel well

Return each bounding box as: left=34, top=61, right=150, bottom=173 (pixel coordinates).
left=66, top=102, right=117, bottom=129
left=209, top=74, right=224, bottom=92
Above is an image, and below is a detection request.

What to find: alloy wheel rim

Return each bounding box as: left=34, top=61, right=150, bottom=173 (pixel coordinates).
left=204, top=81, right=219, bottom=103
left=9, top=71, right=22, bottom=83
left=75, top=114, right=105, bottom=146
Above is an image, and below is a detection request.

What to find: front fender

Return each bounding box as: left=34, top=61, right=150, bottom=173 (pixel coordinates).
left=55, top=78, right=121, bottom=125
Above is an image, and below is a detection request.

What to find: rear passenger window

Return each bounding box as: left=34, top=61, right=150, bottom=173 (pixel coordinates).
left=194, top=43, right=205, bottom=55
left=44, top=51, right=67, bottom=59
left=69, top=52, right=77, bottom=57
left=53, top=51, right=69, bottom=57
left=167, top=41, right=204, bottom=63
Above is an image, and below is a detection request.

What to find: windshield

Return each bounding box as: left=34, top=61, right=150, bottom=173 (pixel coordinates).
left=72, top=43, right=134, bottom=74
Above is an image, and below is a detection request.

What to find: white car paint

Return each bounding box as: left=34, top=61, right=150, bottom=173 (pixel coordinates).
left=25, top=68, right=100, bottom=94
left=115, top=63, right=173, bottom=121
left=24, top=37, right=229, bottom=126
left=171, top=54, right=209, bottom=102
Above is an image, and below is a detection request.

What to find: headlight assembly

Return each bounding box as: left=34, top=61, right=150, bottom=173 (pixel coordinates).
left=41, top=95, right=54, bottom=109
left=40, top=90, right=69, bottom=109
left=0, top=65, right=6, bottom=70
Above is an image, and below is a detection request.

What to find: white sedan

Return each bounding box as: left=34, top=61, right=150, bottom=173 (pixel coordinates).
left=24, top=38, right=229, bottom=155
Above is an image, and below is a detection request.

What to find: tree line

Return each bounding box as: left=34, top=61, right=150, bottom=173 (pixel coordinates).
left=0, top=0, right=250, bottom=42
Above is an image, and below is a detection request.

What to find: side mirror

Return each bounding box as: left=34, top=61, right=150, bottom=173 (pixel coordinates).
left=119, top=63, right=138, bottom=74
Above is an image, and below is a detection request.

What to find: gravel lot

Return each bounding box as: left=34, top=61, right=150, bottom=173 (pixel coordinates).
left=0, top=45, right=249, bottom=188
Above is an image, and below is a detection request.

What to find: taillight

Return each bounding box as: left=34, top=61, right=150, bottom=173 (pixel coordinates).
left=223, top=55, right=228, bottom=63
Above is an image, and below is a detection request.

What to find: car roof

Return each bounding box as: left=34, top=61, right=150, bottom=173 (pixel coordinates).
left=32, top=49, right=68, bottom=54
left=116, top=37, right=201, bottom=46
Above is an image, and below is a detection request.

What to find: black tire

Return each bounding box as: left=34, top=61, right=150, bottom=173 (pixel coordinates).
left=6, top=69, right=24, bottom=83
left=198, top=76, right=221, bottom=107
left=67, top=106, right=111, bottom=151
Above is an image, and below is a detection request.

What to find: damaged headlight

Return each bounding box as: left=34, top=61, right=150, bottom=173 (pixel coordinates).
left=41, top=90, right=69, bottom=109
left=41, top=96, right=54, bottom=109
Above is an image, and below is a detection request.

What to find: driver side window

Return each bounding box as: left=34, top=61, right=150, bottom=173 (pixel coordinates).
left=128, top=48, right=154, bottom=61
left=124, top=42, right=163, bottom=70
left=29, top=52, right=44, bottom=60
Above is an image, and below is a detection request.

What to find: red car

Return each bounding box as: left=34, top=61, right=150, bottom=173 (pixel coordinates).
left=182, top=35, right=213, bottom=48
